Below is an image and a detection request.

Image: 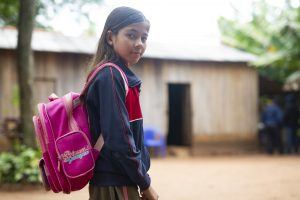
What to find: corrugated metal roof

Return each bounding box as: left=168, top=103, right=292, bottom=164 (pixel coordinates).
left=0, top=27, right=96, bottom=54
left=0, top=27, right=256, bottom=62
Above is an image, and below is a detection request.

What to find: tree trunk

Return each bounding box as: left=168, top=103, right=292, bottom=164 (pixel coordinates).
left=16, top=0, right=37, bottom=147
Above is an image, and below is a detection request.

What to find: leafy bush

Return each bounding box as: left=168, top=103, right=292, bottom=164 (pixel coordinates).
left=0, top=145, right=41, bottom=184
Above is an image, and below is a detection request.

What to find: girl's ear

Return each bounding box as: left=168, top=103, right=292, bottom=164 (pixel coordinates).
left=106, top=30, right=114, bottom=46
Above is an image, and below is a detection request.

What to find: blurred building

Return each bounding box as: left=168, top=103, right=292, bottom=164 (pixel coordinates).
left=0, top=27, right=260, bottom=154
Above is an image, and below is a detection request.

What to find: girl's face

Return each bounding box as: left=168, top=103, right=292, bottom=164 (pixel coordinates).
left=108, top=21, right=150, bottom=66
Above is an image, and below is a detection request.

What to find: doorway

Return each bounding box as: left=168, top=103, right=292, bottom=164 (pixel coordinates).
left=167, top=83, right=192, bottom=146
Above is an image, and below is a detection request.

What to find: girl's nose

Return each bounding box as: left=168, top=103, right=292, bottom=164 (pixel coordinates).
left=135, top=38, right=143, bottom=48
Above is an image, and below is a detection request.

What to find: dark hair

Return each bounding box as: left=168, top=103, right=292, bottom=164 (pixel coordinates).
left=88, top=6, right=149, bottom=75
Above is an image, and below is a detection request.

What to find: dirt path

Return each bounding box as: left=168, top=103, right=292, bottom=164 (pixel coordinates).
left=1, top=155, right=300, bottom=200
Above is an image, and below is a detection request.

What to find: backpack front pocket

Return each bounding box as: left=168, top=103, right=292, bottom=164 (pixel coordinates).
left=55, top=131, right=95, bottom=178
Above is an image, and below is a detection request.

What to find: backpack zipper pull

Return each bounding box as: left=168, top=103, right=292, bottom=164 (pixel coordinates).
left=57, top=157, right=61, bottom=172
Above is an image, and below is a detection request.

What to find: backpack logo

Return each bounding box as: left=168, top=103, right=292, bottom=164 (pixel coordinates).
left=61, top=146, right=89, bottom=164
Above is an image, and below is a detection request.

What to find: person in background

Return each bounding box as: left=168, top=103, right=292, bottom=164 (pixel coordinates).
left=261, top=97, right=284, bottom=154
left=283, top=94, right=300, bottom=154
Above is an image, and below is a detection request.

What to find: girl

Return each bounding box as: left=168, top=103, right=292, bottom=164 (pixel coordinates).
left=84, top=6, right=159, bottom=200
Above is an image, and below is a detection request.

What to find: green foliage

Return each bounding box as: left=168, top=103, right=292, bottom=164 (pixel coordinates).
left=0, top=145, right=41, bottom=184
left=0, top=0, right=102, bottom=28
left=0, top=0, right=19, bottom=26
left=218, top=0, right=300, bottom=82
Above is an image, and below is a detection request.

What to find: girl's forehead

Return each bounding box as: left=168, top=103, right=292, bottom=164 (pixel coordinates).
left=122, top=21, right=150, bottom=33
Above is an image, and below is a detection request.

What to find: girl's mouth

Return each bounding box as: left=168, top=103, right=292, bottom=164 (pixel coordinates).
left=132, top=52, right=141, bottom=58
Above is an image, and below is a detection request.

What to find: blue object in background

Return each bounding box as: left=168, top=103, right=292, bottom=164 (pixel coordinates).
left=143, top=126, right=166, bottom=157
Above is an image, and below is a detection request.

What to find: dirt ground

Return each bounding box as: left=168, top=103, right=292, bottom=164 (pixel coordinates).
left=1, top=155, right=300, bottom=200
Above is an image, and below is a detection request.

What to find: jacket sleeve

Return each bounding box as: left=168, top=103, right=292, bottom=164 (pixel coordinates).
left=91, top=66, right=151, bottom=190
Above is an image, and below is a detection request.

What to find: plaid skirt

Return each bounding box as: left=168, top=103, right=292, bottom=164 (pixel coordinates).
left=89, top=185, right=141, bottom=200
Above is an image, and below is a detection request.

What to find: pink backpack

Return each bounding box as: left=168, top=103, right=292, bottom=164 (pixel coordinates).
left=32, top=62, right=128, bottom=194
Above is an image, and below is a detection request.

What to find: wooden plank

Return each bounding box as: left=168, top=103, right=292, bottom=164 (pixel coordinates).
left=0, top=51, right=19, bottom=120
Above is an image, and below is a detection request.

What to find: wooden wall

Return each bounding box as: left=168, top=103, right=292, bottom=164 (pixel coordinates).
left=0, top=50, right=19, bottom=122
left=33, top=52, right=90, bottom=105
left=133, top=58, right=258, bottom=145
left=0, top=50, right=90, bottom=124
left=0, top=50, right=258, bottom=149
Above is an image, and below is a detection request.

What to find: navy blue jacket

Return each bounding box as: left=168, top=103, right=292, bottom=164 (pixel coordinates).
left=85, top=59, right=151, bottom=190
left=262, top=103, right=283, bottom=128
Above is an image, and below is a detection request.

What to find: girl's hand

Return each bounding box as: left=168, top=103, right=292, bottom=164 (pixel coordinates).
left=141, top=186, right=159, bottom=200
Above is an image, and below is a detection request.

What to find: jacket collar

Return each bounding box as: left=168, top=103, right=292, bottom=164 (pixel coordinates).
left=114, top=58, right=142, bottom=87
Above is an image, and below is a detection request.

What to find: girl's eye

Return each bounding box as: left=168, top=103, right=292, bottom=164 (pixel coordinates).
left=142, top=36, right=148, bottom=43
left=128, top=33, right=136, bottom=39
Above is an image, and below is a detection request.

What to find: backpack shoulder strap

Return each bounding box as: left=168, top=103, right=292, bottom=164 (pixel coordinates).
left=80, top=62, right=129, bottom=97
left=64, top=93, right=104, bottom=154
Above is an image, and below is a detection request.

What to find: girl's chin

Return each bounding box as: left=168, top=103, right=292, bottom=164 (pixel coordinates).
left=129, top=58, right=140, bottom=66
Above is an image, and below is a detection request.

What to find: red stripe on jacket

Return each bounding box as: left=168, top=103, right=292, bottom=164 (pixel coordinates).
left=126, top=86, right=143, bottom=122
